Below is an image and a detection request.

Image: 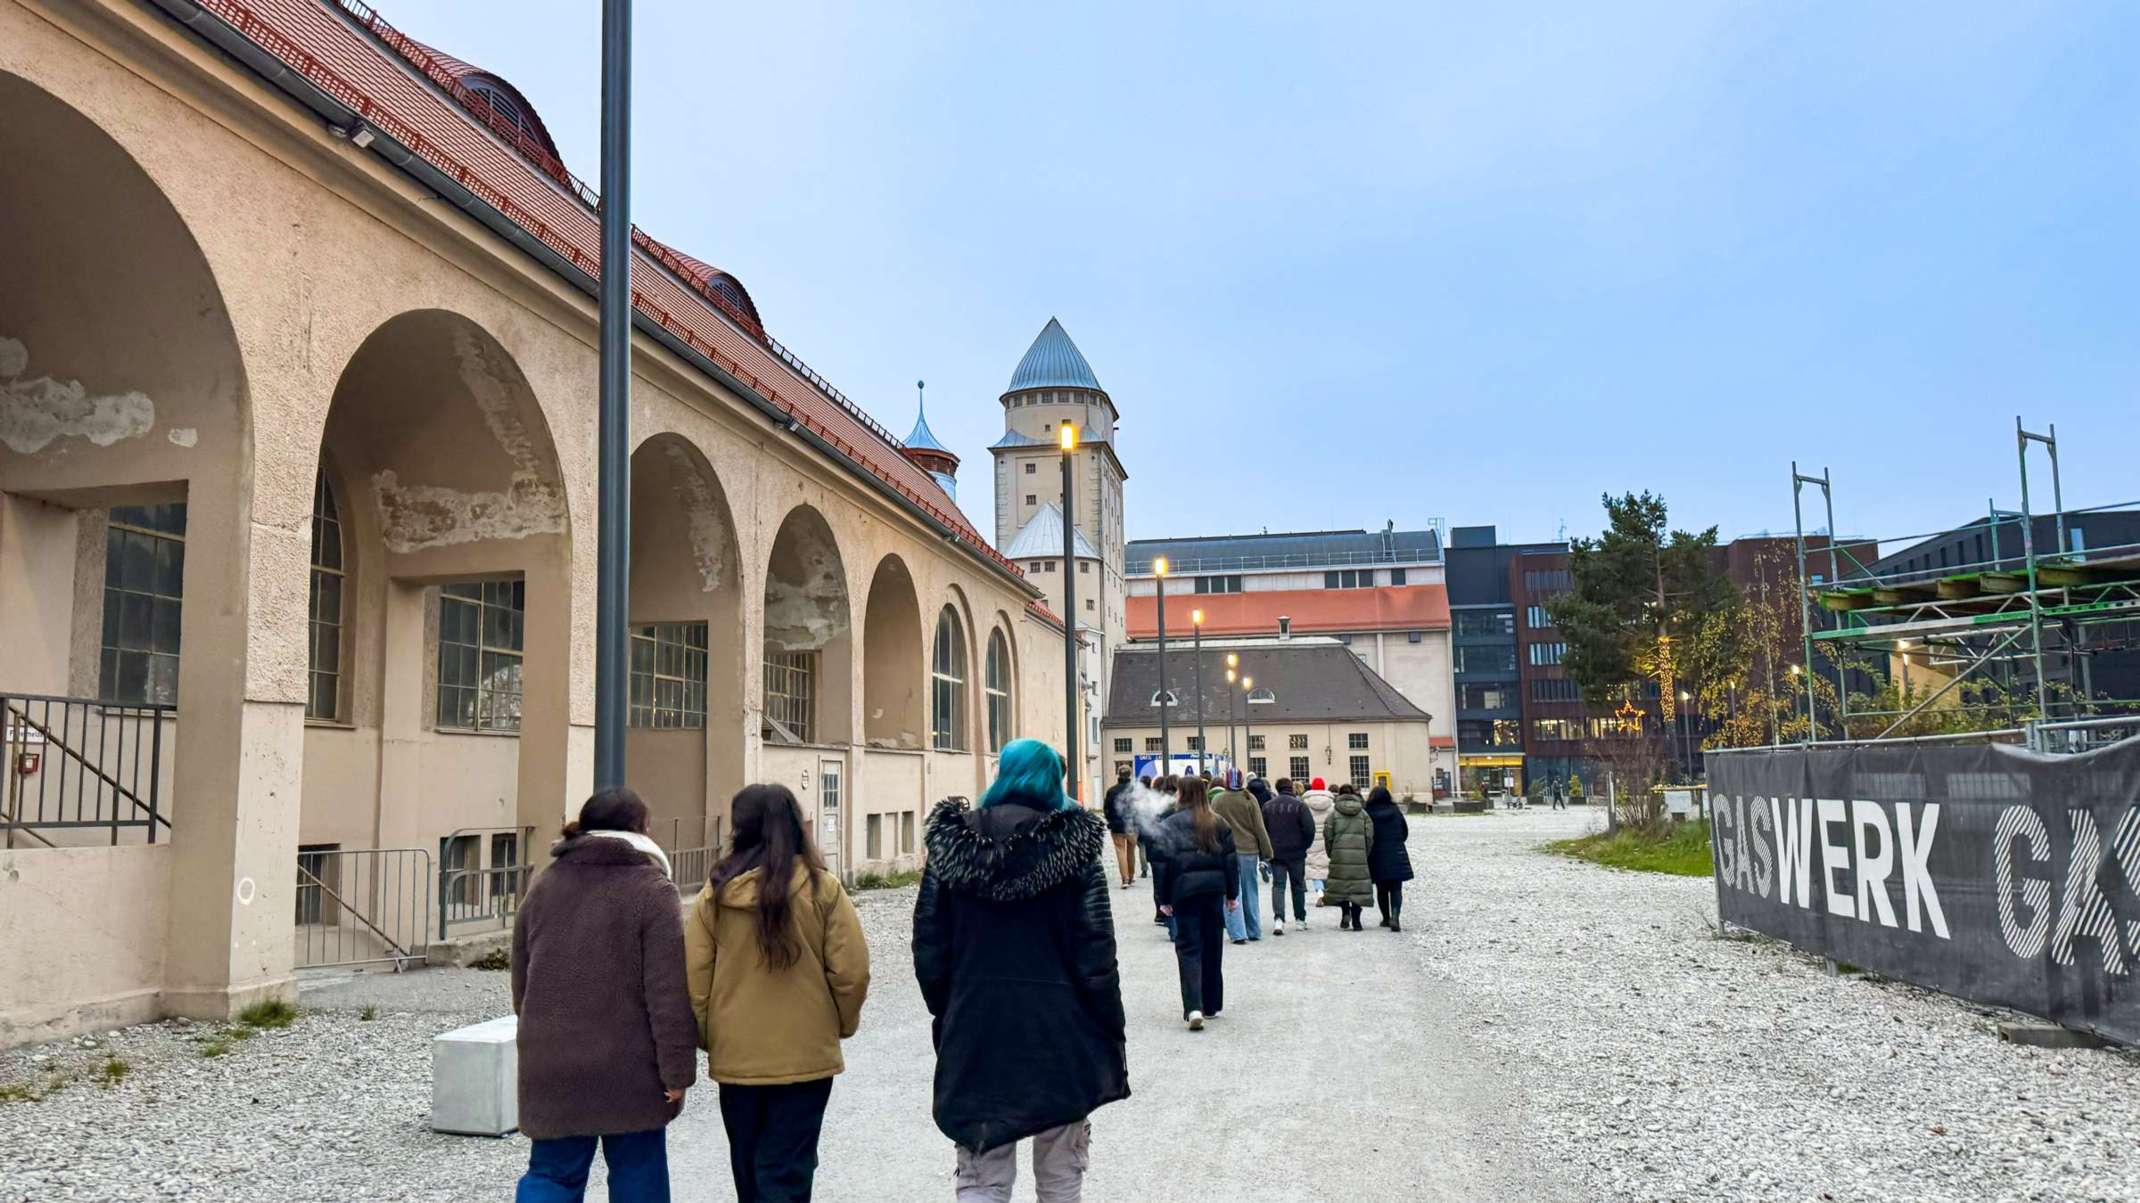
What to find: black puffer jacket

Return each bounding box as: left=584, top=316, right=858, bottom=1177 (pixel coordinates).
left=1364, top=798, right=1416, bottom=883
left=1149, top=808, right=1239, bottom=905
left=1262, top=791, right=1317, bottom=861
left=914, top=800, right=1128, bottom=1154
left=1102, top=779, right=1135, bottom=834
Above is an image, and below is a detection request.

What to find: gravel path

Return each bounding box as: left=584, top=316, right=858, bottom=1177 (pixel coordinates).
left=5, top=810, right=2135, bottom=1201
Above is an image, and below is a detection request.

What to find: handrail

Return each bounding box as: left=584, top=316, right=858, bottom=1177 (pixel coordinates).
left=4, top=699, right=168, bottom=830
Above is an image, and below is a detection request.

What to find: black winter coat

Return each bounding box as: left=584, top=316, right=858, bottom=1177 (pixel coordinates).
left=1262, top=792, right=1317, bottom=862
left=1150, top=809, right=1239, bottom=906
left=1364, top=799, right=1415, bottom=883
left=1102, top=780, right=1135, bottom=834
left=913, top=800, right=1129, bottom=1154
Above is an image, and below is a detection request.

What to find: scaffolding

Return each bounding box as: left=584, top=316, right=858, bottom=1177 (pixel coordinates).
left=1789, top=417, right=2140, bottom=748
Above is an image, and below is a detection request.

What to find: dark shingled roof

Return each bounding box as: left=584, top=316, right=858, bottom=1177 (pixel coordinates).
left=1104, top=641, right=1432, bottom=726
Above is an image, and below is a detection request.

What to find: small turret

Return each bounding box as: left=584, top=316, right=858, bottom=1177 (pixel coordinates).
left=902, top=380, right=959, bottom=499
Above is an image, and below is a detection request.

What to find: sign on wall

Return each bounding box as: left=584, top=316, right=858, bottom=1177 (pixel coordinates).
left=1707, top=740, right=2140, bottom=1045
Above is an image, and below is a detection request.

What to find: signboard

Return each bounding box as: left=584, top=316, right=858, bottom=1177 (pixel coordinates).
left=1707, top=739, right=2140, bottom=1045
left=1133, top=753, right=1231, bottom=781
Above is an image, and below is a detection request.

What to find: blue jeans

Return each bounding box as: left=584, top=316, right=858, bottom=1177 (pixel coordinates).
left=517, top=1129, right=670, bottom=1203
left=1224, top=857, right=1263, bottom=941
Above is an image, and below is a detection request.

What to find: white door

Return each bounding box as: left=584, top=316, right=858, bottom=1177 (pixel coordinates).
left=818, top=758, right=843, bottom=876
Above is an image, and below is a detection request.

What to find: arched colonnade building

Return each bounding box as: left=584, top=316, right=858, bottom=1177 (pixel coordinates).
left=0, top=0, right=1064, bottom=1044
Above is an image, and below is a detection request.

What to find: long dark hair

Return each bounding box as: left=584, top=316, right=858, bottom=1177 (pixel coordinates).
left=1368, top=785, right=1395, bottom=808
left=561, top=787, right=649, bottom=838
left=709, top=784, right=825, bottom=971
left=1176, top=776, right=1220, bottom=854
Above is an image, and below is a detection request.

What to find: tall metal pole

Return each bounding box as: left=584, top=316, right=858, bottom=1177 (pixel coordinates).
left=1791, top=464, right=1817, bottom=742
left=1155, top=563, right=1172, bottom=772
left=2017, top=418, right=2052, bottom=719
left=593, top=0, right=633, bottom=789
left=1820, top=474, right=1846, bottom=734
left=1061, top=429, right=1079, bottom=803
left=1191, top=619, right=1207, bottom=774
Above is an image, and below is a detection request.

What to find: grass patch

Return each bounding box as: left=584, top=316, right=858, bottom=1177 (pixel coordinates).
left=852, top=869, right=921, bottom=890
left=236, top=998, right=298, bottom=1030
left=0, top=1072, right=70, bottom=1104
left=469, top=948, right=512, bottom=972
left=95, top=1057, right=129, bottom=1088
left=1546, top=819, right=1714, bottom=877
left=198, top=1037, right=232, bottom=1059
left=359, top=1005, right=378, bottom=1022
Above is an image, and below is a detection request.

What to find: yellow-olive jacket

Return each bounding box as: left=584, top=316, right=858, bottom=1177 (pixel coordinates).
left=684, top=860, right=870, bottom=1085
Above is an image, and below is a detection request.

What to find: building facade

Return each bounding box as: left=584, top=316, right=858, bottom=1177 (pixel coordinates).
left=988, top=319, right=1129, bottom=802
left=1101, top=639, right=1440, bottom=798
left=1123, top=527, right=1457, bottom=793
left=1446, top=525, right=1566, bottom=795
left=0, top=0, right=1066, bottom=1045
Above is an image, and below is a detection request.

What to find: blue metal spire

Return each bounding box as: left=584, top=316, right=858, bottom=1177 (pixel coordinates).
left=1007, top=317, right=1101, bottom=393
left=905, top=378, right=951, bottom=452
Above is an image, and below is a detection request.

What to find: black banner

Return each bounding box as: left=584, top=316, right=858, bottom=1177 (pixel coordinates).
left=1707, top=739, right=2140, bottom=1045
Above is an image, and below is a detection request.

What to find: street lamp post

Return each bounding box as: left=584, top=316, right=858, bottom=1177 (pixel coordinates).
left=1191, top=609, right=1208, bottom=775
left=1679, top=689, right=1693, bottom=783
left=1239, top=675, right=1256, bottom=776
left=1060, top=424, right=1080, bottom=803
left=593, top=0, right=633, bottom=789
left=1154, top=557, right=1172, bottom=774
left=1225, top=653, right=1240, bottom=765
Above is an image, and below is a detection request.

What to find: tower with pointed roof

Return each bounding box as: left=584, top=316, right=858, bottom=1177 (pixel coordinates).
left=901, top=380, right=959, bottom=499
left=990, top=319, right=1129, bottom=789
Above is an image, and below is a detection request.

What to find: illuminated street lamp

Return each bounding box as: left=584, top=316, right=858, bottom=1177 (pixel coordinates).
left=1191, top=608, right=1208, bottom=774
left=1225, top=654, right=1241, bottom=764
left=1060, top=422, right=1080, bottom=802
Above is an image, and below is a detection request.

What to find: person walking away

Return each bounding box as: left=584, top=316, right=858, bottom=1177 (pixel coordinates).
left=1149, top=776, right=1239, bottom=1029
left=1262, top=779, right=1316, bottom=934
left=1137, top=778, right=1155, bottom=877
left=1103, top=767, right=1138, bottom=888
left=1143, top=775, right=1181, bottom=933
left=1300, top=778, right=1337, bottom=906
left=512, top=788, right=697, bottom=1203
left=685, top=784, right=871, bottom=1203
left=1363, top=786, right=1416, bottom=932
left=915, top=740, right=1128, bottom=1202
left=1322, top=784, right=1376, bottom=931
left=1212, top=770, right=1273, bottom=944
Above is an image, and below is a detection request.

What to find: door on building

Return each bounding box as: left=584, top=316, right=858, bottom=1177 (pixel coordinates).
left=818, top=758, right=843, bottom=877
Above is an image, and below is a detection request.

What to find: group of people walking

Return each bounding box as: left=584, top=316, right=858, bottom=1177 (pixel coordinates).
left=1104, top=768, right=1416, bottom=1029
left=509, top=739, right=1124, bottom=1202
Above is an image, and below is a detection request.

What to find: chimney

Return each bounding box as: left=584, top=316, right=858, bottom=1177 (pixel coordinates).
left=1278, top=615, right=1291, bottom=640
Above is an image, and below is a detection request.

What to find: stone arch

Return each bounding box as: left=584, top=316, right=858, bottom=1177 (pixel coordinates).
left=763, top=505, right=853, bottom=748
left=862, top=554, right=925, bottom=749
left=626, top=432, right=745, bottom=848
left=302, top=308, right=574, bottom=859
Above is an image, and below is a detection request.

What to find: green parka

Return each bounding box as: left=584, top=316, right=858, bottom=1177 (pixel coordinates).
left=1321, top=794, right=1375, bottom=905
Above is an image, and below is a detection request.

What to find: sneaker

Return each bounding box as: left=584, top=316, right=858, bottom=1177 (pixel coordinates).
left=1232, top=938, right=1247, bottom=946
left=1186, top=1011, right=1205, bottom=1031
left=1273, top=920, right=1285, bottom=936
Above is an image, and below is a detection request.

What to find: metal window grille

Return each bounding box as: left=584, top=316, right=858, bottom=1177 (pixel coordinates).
left=630, top=622, right=709, bottom=728
left=763, top=650, right=816, bottom=743
left=308, top=474, right=345, bottom=720
left=1348, top=732, right=1369, bottom=750
left=1113, top=738, right=1131, bottom=753
left=1144, top=737, right=1161, bottom=752
left=1186, top=736, right=1203, bottom=751
left=932, top=608, right=967, bottom=751
left=100, top=504, right=186, bottom=705
left=1289, top=756, right=1310, bottom=781
left=1249, top=757, right=1268, bottom=778
left=985, top=632, right=1011, bottom=753
left=1289, top=734, right=1308, bottom=750
left=1250, top=734, right=1266, bottom=750
left=1349, top=756, right=1371, bottom=788
left=437, top=581, right=525, bottom=732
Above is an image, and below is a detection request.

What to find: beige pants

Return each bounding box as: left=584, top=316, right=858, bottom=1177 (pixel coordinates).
left=1111, top=832, right=1138, bottom=883
left=954, top=1120, right=1090, bottom=1202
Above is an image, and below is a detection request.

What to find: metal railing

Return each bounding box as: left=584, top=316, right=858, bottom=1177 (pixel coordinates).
left=1, top=694, right=170, bottom=848
left=1127, top=548, right=1444, bottom=575
left=2028, top=714, right=2140, bottom=754
left=663, top=817, right=724, bottom=895
left=438, top=826, right=534, bottom=940
left=296, top=847, right=432, bottom=970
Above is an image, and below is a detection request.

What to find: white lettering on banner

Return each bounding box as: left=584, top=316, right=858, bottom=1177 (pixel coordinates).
left=1734, top=797, right=1754, bottom=893
left=1893, top=803, right=1949, bottom=938
left=2052, top=810, right=2127, bottom=977
left=1774, top=796, right=1814, bottom=909
left=1748, top=798, right=1775, bottom=900
left=1852, top=799, right=1899, bottom=929
left=1817, top=798, right=1855, bottom=919
left=2117, top=809, right=2140, bottom=958
left=1713, top=797, right=1737, bottom=882
left=1995, top=805, right=2052, bottom=960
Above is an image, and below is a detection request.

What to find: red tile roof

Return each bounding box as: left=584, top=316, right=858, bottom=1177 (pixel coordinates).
left=194, top=0, right=1025, bottom=585
left=1127, top=585, right=1451, bottom=640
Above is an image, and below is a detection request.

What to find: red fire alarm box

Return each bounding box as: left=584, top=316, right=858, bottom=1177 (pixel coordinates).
left=15, top=751, right=40, bottom=776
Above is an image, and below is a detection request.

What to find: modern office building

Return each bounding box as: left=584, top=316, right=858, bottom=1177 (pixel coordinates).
left=1446, top=525, right=1565, bottom=795
left=1123, top=526, right=1456, bottom=793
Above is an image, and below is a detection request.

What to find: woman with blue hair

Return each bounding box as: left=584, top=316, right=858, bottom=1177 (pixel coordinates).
left=913, top=738, right=1128, bottom=1201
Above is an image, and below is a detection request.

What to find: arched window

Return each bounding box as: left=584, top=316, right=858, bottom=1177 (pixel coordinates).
left=307, top=471, right=345, bottom=720
left=931, top=606, right=967, bottom=751
left=984, top=629, right=1012, bottom=754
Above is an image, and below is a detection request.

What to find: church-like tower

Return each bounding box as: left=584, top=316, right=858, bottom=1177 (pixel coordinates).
left=990, top=319, right=1128, bottom=791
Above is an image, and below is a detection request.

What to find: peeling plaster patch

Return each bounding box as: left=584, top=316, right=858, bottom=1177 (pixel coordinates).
left=0, top=336, right=155, bottom=454
left=168, top=427, right=199, bottom=448
left=662, top=441, right=729, bottom=592
left=368, top=329, right=569, bottom=552
left=765, top=533, right=847, bottom=651
left=373, top=470, right=566, bottom=553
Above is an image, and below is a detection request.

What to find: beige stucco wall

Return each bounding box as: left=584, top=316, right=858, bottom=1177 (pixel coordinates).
left=0, top=845, right=171, bottom=1046
left=1101, top=716, right=1439, bottom=800
left=0, top=0, right=1060, bottom=1045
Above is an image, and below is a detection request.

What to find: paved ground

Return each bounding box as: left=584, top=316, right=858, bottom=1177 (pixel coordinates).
left=9, top=808, right=2140, bottom=1201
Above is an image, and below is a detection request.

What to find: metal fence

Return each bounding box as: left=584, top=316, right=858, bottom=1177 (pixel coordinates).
left=295, top=847, right=432, bottom=969
left=2028, top=714, right=2140, bottom=754
left=2, top=693, right=171, bottom=848
left=438, top=826, right=534, bottom=940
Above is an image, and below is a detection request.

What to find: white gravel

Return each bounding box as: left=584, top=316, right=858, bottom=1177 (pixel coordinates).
left=5, top=816, right=2136, bottom=1201
left=1421, top=807, right=2140, bottom=1203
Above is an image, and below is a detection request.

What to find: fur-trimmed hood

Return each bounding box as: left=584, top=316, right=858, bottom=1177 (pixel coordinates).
left=923, top=798, right=1107, bottom=903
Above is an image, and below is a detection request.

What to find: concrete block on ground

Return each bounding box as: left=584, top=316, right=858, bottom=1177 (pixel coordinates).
left=432, top=1014, right=518, bottom=1135
left=1998, top=1021, right=2105, bottom=1050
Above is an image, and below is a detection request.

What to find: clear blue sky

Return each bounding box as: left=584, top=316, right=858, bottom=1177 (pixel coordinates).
left=380, top=1, right=2138, bottom=550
